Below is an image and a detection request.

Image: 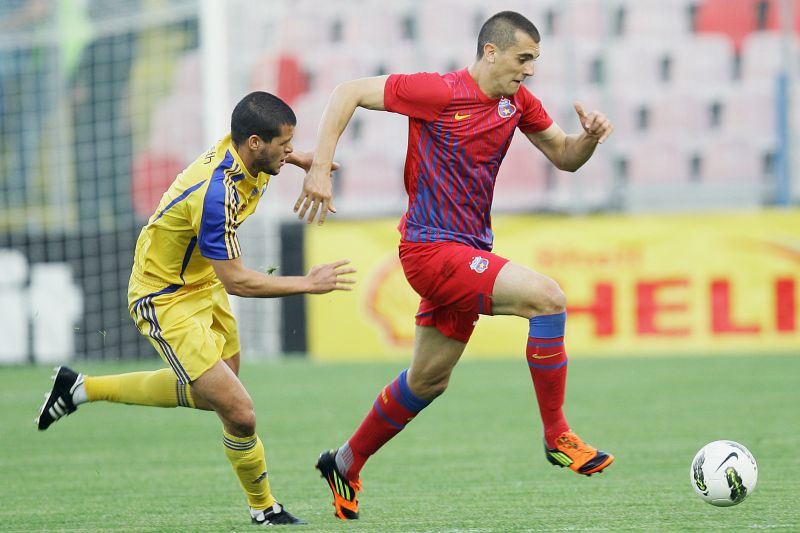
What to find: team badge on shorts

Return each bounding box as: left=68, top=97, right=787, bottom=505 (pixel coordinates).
left=469, top=256, right=489, bottom=273
left=498, top=97, right=517, bottom=118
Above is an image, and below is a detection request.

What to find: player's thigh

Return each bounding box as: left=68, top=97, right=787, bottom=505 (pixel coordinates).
left=491, top=261, right=566, bottom=318
left=210, top=282, right=242, bottom=365
left=408, top=325, right=467, bottom=390
left=224, top=353, right=240, bottom=375
left=401, top=242, right=507, bottom=314
left=190, top=358, right=254, bottom=429
left=129, top=285, right=224, bottom=384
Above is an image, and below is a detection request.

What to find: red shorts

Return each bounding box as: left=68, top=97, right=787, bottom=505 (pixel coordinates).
left=399, top=241, right=510, bottom=343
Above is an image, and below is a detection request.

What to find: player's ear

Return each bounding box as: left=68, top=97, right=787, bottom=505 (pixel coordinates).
left=484, top=42, right=496, bottom=63
left=248, top=135, right=261, bottom=151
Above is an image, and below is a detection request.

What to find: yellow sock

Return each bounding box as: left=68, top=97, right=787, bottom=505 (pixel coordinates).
left=223, top=432, right=274, bottom=510
left=84, top=369, right=195, bottom=408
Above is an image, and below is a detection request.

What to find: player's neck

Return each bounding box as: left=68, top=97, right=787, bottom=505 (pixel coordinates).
left=232, top=143, right=258, bottom=178
left=468, top=62, right=502, bottom=100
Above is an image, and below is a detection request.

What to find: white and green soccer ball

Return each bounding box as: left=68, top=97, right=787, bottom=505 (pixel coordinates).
left=690, top=440, right=758, bottom=507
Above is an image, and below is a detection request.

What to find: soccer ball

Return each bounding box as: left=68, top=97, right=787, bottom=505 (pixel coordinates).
left=690, top=440, right=758, bottom=507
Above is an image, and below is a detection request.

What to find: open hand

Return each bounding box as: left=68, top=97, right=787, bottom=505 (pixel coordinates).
left=306, top=259, right=356, bottom=294
left=294, top=165, right=337, bottom=225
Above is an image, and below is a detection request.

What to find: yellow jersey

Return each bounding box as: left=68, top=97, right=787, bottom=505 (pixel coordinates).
left=132, top=134, right=270, bottom=287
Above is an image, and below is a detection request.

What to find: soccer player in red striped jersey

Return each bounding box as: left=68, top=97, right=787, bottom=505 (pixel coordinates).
left=296, top=11, right=615, bottom=519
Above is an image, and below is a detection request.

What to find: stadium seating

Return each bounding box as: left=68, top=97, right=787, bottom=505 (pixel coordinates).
left=125, top=0, right=800, bottom=220
left=608, top=90, right=657, bottom=136
left=494, top=133, right=551, bottom=211
left=603, top=38, right=675, bottom=89
left=560, top=148, right=616, bottom=210
left=549, top=0, right=610, bottom=40
left=131, top=152, right=186, bottom=218
left=415, top=0, right=486, bottom=47
left=696, top=0, right=763, bottom=50
left=740, top=31, right=800, bottom=81
left=290, top=90, right=336, bottom=151
left=272, top=3, right=338, bottom=50
left=647, top=86, right=727, bottom=136
left=532, top=37, right=603, bottom=88
left=249, top=52, right=309, bottom=106
left=336, top=1, right=409, bottom=47
left=762, top=0, right=800, bottom=32
left=358, top=107, right=409, bottom=156
left=719, top=81, right=777, bottom=141
left=336, top=150, right=407, bottom=214
left=621, top=138, right=692, bottom=184
left=698, top=136, right=769, bottom=183
left=670, top=34, right=737, bottom=87
left=618, top=0, right=696, bottom=37
left=696, top=0, right=800, bottom=50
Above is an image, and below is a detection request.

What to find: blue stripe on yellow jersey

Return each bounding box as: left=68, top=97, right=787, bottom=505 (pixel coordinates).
left=132, top=134, right=271, bottom=287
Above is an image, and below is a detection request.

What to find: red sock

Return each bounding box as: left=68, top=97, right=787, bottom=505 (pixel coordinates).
left=527, top=313, right=570, bottom=447
left=344, top=369, right=429, bottom=479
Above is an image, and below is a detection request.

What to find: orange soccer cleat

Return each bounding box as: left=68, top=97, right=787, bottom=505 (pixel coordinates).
left=545, top=431, right=614, bottom=476
left=315, top=449, right=362, bottom=520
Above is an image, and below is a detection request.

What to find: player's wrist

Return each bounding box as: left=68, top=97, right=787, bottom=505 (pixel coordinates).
left=309, top=159, right=334, bottom=173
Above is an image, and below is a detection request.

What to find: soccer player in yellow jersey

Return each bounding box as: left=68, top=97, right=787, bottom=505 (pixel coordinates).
left=35, top=92, right=356, bottom=526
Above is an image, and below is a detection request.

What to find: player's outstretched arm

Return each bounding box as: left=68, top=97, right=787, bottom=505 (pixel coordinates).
left=210, top=257, right=356, bottom=298
left=525, top=101, right=614, bottom=172
left=286, top=150, right=340, bottom=173
left=294, top=75, right=389, bottom=225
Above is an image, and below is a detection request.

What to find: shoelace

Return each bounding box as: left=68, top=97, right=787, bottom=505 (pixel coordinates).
left=557, top=433, right=594, bottom=458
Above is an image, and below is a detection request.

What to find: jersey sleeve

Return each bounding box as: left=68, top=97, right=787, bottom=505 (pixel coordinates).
left=516, top=86, right=554, bottom=133
left=384, top=72, right=452, bottom=121
left=195, top=174, right=241, bottom=260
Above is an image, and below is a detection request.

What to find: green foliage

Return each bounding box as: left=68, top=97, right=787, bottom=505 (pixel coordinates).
left=1, top=355, right=798, bottom=532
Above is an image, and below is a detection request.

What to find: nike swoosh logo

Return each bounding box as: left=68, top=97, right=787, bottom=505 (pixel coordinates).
left=454, top=112, right=471, bottom=121
left=715, top=452, right=738, bottom=471
left=532, top=351, right=563, bottom=359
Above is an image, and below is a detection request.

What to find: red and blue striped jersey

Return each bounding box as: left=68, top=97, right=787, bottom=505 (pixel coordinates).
left=384, top=69, right=552, bottom=251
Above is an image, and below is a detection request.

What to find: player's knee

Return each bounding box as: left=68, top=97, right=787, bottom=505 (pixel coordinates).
left=532, top=278, right=566, bottom=316
left=225, top=404, right=257, bottom=436
left=409, top=373, right=450, bottom=401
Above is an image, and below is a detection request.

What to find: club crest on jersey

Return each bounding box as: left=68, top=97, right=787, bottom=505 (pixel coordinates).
left=469, top=256, right=489, bottom=273
left=498, top=97, right=517, bottom=118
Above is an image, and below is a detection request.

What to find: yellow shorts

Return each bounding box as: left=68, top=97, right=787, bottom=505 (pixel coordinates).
left=128, top=272, right=240, bottom=384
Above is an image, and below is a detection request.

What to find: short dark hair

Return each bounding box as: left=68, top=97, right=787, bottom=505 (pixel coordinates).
left=231, top=91, right=296, bottom=145
left=476, top=11, right=541, bottom=59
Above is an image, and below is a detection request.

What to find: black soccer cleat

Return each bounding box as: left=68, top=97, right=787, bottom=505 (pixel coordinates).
left=36, top=366, right=83, bottom=431
left=251, top=502, right=306, bottom=526
left=315, top=449, right=361, bottom=520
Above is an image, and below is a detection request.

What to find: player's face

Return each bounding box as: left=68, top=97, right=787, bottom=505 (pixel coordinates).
left=254, top=124, right=295, bottom=175
left=491, top=30, right=539, bottom=96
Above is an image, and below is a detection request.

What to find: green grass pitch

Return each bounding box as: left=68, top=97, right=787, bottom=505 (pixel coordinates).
left=1, top=354, right=798, bottom=532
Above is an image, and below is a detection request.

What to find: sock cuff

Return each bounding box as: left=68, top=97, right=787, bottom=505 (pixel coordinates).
left=223, top=432, right=258, bottom=451
left=395, top=369, right=431, bottom=412
left=176, top=381, right=194, bottom=408
left=529, top=312, right=567, bottom=338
